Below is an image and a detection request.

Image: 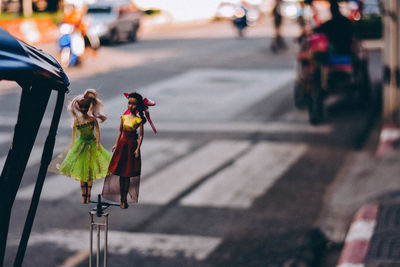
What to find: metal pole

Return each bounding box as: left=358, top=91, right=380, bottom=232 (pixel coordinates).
left=89, top=199, right=110, bottom=267
left=89, top=212, right=94, bottom=267
left=383, top=0, right=392, bottom=120
left=104, top=214, right=109, bottom=267
left=389, top=0, right=398, bottom=120
left=14, top=90, right=65, bottom=267
left=0, top=86, right=51, bottom=265
left=396, top=1, right=400, bottom=114
left=97, top=224, right=100, bottom=267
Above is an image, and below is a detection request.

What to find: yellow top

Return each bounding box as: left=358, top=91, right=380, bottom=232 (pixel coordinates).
left=122, top=114, right=142, bottom=131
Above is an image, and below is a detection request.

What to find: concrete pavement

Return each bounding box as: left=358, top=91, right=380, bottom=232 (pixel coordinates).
left=314, top=42, right=400, bottom=266
left=332, top=135, right=400, bottom=266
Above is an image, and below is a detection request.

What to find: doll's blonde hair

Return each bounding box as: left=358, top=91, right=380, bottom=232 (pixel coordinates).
left=69, top=89, right=107, bottom=123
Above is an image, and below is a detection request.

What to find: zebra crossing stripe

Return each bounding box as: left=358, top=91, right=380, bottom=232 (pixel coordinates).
left=139, top=141, right=251, bottom=205
left=180, top=142, right=307, bottom=209
left=88, top=139, right=193, bottom=198
left=0, top=137, right=70, bottom=171
left=0, top=132, right=11, bottom=145
left=102, top=69, right=295, bottom=123
left=0, top=117, right=333, bottom=135
left=18, top=229, right=222, bottom=261
left=138, top=121, right=333, bottom=134
left=16, top=140, right=193, bottom=201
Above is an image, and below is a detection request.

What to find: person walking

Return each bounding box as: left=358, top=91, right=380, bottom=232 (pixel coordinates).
left=270, top=0, right=287, bottom=53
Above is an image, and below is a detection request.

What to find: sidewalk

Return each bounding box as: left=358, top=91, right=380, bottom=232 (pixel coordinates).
left=334, top=139, right=400, bottom=266
left=309, top=38, right=400, bottom=266
left=326, top=83, right=400, bottom=266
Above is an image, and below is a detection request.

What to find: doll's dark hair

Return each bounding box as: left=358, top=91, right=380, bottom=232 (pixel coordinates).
left=128, top=92, right=147, bottom=124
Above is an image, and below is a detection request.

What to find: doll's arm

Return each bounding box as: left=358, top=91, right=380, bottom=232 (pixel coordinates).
left=135, top=122, right=144, bottom=158
left=70, top=122, right=77, bottom=149
left=112, top=119, right=123, bottom=152
left=94, top=119, right=101, bottom=150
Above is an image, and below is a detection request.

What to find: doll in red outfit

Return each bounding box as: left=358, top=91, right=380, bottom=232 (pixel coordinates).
left=102, top=91, right=156, bottom=209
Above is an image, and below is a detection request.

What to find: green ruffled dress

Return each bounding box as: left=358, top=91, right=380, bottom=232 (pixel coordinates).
left=54, top=121, right=112, bottom=182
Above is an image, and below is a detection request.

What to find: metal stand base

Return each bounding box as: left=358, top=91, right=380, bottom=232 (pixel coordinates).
left=89, top=195, right=113, bottom=267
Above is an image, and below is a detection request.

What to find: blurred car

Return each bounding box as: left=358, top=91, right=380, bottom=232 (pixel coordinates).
left=83, top=0, right=142, bottom=44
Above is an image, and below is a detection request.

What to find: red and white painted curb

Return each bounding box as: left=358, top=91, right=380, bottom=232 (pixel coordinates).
left=375, top=124, right=400, bottom=157
left=336, top=204, right=379, bottom=267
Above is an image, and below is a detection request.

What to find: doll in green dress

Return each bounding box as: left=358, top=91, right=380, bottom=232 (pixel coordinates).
left=51, top=89, right=111, bottom=203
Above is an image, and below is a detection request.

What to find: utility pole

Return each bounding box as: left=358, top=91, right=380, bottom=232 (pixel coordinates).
left=376, top=0, right=400, bottom=156
left=382, top=0, right=398, bottom=121
left=19, top=0, right=32, bottom=17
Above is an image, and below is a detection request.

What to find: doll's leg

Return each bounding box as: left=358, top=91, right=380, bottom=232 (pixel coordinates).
left=124, top=178, right=130, bottom=208
left=80, top=181, right=88, bottom=204
left=87, top=181, right=93, bottom=203
left=119, top=177, right=129, bottom=209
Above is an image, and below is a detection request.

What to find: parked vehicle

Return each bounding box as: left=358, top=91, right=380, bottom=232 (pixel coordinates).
left=83, top=0, right=142, bottom=44
left=294, top=33, right=370, bottom=124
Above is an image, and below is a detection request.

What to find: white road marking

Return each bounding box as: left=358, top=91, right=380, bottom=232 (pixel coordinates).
left=17, top=174, right=77, bottom=200
left=58, top=249, right=90, bottom=267
left=101, top=69, right=295, bottom=126
left=345, top=220, right=376, bottom=242
left=0, top=136, right=70, bottom=171
left=89, top=139, right=193, bottom=197
left=16, top=140, right=193, bottom=200
left=0, top=117, right=333, bottom=135
left=0, top=132, right=11, bottom=145
left=150, top=121, right=333, bottom=134
left=180, top=142, right=307, bottom=209
left=337, top=264, right=365, bottom=267
left=140, top=140, right=250, bottom=205
left=19, top=230, right=222, bottom=261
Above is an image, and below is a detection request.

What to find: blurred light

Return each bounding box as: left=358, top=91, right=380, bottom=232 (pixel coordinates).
left=247, top=9, right=259, bottom=22
left=234, top=8, right=246, bottom=18
left=218, top=5, right=235, bottom=18
left=71, top=33, right=85, bottom=56
left=59, top=23, right=74, bottom=35
left=283, top=5, right=298, bottom=18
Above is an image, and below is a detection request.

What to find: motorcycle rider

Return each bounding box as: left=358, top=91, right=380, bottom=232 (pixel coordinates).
left=270, top=0, right=287, bottom=53
left=232, top=2, right=248, bottom=38
left=313, top=0, right=354, bottom=56
left=63, top=2, right=100, bottom=55
left=63, top=2, right=86, bottom=35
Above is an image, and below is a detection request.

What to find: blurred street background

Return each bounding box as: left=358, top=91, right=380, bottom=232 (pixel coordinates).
left=0, top=0, right=388, bottom=266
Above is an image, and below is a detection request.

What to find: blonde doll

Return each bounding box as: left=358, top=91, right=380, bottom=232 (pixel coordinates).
left=51, top=89, right=111, bottom=203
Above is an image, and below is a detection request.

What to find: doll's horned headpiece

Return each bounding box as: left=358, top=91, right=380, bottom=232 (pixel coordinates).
left=123, top=92, right=157, bottom=134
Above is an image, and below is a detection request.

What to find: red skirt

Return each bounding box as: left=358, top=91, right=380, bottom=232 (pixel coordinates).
left=108, top=131, right=141, bottom=177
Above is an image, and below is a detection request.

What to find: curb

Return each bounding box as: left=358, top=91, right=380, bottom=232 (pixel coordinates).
left=336, top=204, right=379, bottom=267
left=375, top=124, right=400, bottom=157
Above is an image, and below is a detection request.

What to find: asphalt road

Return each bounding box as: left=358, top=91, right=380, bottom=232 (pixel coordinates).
left=1, top=19, right=377, bottom=267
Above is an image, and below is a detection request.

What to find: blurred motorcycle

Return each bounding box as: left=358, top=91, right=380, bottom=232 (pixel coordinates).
left=58, top=23, right=85, bottom=67
left=294, top=32, right=370, bottom=125
left=232, top=6, right=248, bottom=37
